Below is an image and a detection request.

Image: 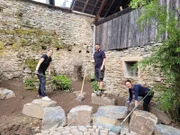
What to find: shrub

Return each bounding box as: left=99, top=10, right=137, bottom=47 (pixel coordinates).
left=25, top=58, right=38, bottom=72
left=130, top=0, right=180, bottom=122
left=51, top=75, right=71, bottom=91
left=91, top=81, right=98, bottom=92
left=24, top=78, right=36, bottom=91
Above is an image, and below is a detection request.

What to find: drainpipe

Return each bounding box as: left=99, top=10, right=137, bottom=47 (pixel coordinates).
left=93, top=24, right=96, bottom=54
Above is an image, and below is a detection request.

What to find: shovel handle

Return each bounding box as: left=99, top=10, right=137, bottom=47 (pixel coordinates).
left=80, top=66, right=87, bottom=94
left=120, top=91, right=150, bottom=125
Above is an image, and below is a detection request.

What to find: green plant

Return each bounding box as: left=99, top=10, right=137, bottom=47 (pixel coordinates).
left=130, top=0, right=180, bottom=122
left=0, top=41, right=4, bottom=56
left=130, top=0, right=149, bottom=8
left=90, top=73, right=95, bottom=81
left=51, top=75, right=71, bottom=91
left=91, top=81, right=98, bottom=92
left=25, top=58, right=38, bottom=72
left=24, top=78, right=36, bottom=91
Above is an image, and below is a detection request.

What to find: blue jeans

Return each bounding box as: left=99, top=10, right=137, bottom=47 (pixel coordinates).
left=143, top=92, right=154, bottom=112
left=37, top=73, right=47, bottom=97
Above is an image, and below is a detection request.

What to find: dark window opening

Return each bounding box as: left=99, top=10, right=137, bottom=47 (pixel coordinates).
left=124, top=61, right=138, bottom=77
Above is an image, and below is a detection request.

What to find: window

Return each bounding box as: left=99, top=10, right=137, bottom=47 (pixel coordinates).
left=124, top=61, right=138, bottom=77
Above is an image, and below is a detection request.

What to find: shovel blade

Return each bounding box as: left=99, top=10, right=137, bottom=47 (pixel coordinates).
left=110, top=126, right=121, bottom=133
left=75, top=95, right=84, bottom=102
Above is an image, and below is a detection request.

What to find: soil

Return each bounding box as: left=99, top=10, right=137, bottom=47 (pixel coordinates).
left=0, top=78, right=101, bottom=135
left=0, top=79, right=180, bottom=135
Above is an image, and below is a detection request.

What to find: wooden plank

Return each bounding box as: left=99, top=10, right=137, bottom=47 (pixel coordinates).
left=117, top=15, right=122, bottom=49
left=82, top=0, right=90, bottom=12
left=95, top=25, right=100, bottom=45
left=110, top=18, right=117, bottom=49
left=104, top=0, right=116, bottom=17
left=107, top=20, right=112, bottom=50
left=114, top=17, right=120, bottom=49
left=134, top=9, right=140, bottom=47
left=129, top=12, right=136, bottom=47
left=126, top=12, right=130, bottom=48
left=99, top=24, right=103, bottom=49
left=127, top=11, right=132, bottom=48
left=91, top=0, right=99, bottom=14
left=95, top=8, right=133, bottom=25
left=120, top=14, right=126, bottom=48
left=94, top=0, right=107, bottom=23
left=101, top=22, right=108, bottom=50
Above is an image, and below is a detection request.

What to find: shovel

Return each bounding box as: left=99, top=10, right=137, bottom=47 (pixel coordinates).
left=35, top=72, right=51, bottom=80
left=110, top=91, right=150, bottom=133
left=75, top=66, right=87, bottom=102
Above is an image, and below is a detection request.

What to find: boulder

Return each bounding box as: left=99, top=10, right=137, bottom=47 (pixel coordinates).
left=42, top=106, right=66, bottom=130
left=91, top=93, right=115, bottom=105
left=129, top=110, right=158, bottom=135
left=93, top=105, right=127, bottom=129
left=0, top=88, right=15, bottom=99
left=150, top=104, right=171, bottom=124
left=67, top=105, right=93, bottom=126
left=0, top=66, right=2, bottom=82
left=154, top=124, right=180, bottom=135
left=22, top=99, right=57, bottom=119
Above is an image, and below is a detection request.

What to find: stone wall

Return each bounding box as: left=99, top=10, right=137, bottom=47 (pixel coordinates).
left=0, top=0, right=94, bottom=80
left=0, top=0, right=163, bottom=97
left=104, top=44, right=162, bottom=99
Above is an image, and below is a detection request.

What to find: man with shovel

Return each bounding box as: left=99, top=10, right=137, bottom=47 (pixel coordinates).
left=35, top=49, right=53, bottom=101
left=92, top=43, right=106, bottom=96
left=125, top=80, right=154, bottom=112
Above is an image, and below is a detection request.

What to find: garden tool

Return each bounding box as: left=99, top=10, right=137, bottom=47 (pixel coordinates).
left=75, top=66, right=87, bottom=102
left=35, top=72, right=52, bottom=80
left=110, top=91, right=150, bottom=133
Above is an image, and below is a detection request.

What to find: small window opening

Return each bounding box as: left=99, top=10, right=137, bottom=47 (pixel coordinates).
left=124, top=61, right=138, bottom=77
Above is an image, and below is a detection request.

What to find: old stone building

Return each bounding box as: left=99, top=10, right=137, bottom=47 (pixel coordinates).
left=0, top=0, right=177, bottom=98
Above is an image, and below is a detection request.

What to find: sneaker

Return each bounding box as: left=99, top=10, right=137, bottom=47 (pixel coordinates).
left=42, top=96, right=51, bottom=101
left=95, top=90, right=102, bottom=96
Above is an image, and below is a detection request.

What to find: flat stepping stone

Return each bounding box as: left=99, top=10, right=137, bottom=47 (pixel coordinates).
left=91, top=93, right=115, bottom=105
left=22, top=99, right=57, bottom=119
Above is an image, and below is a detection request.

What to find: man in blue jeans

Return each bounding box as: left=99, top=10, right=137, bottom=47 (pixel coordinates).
left=125, top=80, right=154, bottom=112
left=35, top=49, right=53, bottom=101
left=92, top=43, right=106, bottom=96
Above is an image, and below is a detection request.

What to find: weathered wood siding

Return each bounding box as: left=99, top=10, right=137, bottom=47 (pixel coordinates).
left=95, top=0, right=180, bottom=50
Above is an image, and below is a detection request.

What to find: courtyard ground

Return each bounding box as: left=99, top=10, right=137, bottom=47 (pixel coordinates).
left=0, top=79, right=100, bottom=134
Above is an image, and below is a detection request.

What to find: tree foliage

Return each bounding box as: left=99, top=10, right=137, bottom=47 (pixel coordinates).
left=130, top=0, right=180, bottom=122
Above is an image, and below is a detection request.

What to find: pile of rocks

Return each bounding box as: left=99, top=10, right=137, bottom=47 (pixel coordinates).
left=22, top=95, right=180, bottom=135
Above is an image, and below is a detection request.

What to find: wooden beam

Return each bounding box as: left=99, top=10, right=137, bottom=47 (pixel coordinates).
left=94, top=0, right=107, bottom=23
left=82, top=0, right=90, bottom=12
left=74, top=6, right=92, bottom=12
left=104, top=0, right=116, bottom=17
left=91, top=0, right=99, bottom=14
left=95, top=7, right=133, bottom=25
left=76, top=0, right=86, bottom=3
left=70, top=0, right=76, bottom=10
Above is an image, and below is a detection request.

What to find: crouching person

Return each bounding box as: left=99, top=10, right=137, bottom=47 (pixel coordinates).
left=125, top=80, right=154, bottom=112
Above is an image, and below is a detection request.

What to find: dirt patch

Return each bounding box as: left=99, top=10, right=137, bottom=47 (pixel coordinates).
left=0, top=78, right=101, bottom=134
